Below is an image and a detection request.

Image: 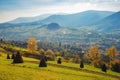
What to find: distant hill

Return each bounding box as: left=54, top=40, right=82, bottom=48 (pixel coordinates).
left=0, top=10, right=119, bottom=40
left=46, top=23, right=61, bottom=30
left=8, top=14, right=51, bottom=24
left=39, top=10, right=114, bottom=27
left=93, top=11, right=120, bottom=32
left=3, top=10, right=114, bottom=28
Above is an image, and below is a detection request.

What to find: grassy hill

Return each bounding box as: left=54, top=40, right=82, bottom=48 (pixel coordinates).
left=0, top=49, right=120, bottom=80
left=0, top=42, right=120, bottom=80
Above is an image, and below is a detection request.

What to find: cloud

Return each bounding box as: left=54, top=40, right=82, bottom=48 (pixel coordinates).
left=0, top=0, right=120, bottom=23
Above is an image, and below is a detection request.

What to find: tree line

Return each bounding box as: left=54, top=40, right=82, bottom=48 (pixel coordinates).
left=1, top=38, right=120, bottom=73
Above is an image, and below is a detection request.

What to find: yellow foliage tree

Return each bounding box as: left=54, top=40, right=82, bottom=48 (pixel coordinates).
left=27, top=38, right=38, bottom=53
left=89, top=45, right=101, bottom=60
left=89, top=45, right=102, bottom=67
left=106, top=46, right=118, bottom=63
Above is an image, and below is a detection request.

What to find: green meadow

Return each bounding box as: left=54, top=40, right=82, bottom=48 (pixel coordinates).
left=0, top=53, right=120, bottom=80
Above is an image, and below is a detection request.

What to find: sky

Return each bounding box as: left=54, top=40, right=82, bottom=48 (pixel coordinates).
left=0, top=0, right=120, bottom=23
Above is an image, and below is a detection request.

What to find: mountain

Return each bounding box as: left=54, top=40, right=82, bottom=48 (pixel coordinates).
left=38, top=10, right=114, bottom=27
left=45, top=23, right=61, bottom=30
left=8, top=14, right=51, bottom=24
left=0, top=22, right=83, bottom=41
left=4, top=10, right=114, bottom=28
left=93, top=11, right=120, bottom=32
left=0, top=10, right=119, bottom=41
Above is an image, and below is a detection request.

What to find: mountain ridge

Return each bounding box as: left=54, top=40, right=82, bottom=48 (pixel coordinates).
left=39, top=10, right=114, bottom=27
left=93, top=11, right=120, bottom=32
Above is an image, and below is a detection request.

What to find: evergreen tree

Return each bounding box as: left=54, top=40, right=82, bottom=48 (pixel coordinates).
left=57, top=58, right=62, bottom=64
left=7, top=53, right=10, bottom=59
left=80, top=61, right=84, bottom=68
left=13, top=51, right=23, bottom=63
left=101, top=64, right=107, bottom=72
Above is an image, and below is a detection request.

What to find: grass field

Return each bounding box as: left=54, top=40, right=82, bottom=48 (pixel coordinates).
left=47, top=61, right=120, bottom=77
left=0, top=53, right=120, bottom=80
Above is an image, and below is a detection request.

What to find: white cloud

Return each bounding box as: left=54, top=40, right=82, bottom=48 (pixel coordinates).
left=0, top=0, right=120, bottom=23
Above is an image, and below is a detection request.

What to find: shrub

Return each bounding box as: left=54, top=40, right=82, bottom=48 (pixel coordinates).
left=45, top=49, right=55, bottom=61
left=111, top=63, right=120, bottom=72
left=73, top=54, right=80, bottom=63
left=111, top=59, right=120, bottom=72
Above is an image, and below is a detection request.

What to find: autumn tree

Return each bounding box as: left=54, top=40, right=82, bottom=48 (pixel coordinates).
left=110, top=59, right=120, bottom=72
left=89, top=45, right=102, bottom=67
left=45, top=49, right=55, bottom=60
left=106, top=46, right=118, bottom=63
left=89, top=45, right=101, bottom=60
left=73, top=53, right=80, bottom=63
left=83, top=54, right=91, bottom=64
left=106, top=46, right=120, bottom=72
left=39, top=49, right=45, bottom=56
left=27, top=38, right=38, bottom=53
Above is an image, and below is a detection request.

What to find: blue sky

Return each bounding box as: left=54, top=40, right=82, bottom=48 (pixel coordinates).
left=0, top=0, right=120, bottom=23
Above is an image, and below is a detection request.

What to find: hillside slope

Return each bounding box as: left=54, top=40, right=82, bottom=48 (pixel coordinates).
left=93, top=11, right=120, bottom=32
left=40, top=10, right=114, bottom=27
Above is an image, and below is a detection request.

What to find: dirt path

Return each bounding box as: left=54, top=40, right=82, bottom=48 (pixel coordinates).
left=25, top=60, right=120, bottom=80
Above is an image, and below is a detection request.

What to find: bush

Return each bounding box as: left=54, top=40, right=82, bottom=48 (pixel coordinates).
left=73, top=54, right=80, bottom=63
left=110, top=59, right=120, bottom=72
left=111, top=62, right=120, bottom=73
left=45, top=49, right=55, bottom=61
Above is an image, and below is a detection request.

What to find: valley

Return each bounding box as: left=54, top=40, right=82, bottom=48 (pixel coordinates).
left=0, top=0, right=120, bottom=80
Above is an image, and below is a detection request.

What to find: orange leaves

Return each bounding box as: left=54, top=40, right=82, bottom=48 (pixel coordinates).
left=89, top=45, right=102, bottom=67
left=106, top=46, right=118, bottom=60
left=89, top=45, right=101, bottom=60
left=27, top=38, right=38, bottom=53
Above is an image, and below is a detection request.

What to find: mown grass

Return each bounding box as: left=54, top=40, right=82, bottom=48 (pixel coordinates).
left=47, top=60, right=120, bottom=76
left=0, top=53, right=119, bottom=80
